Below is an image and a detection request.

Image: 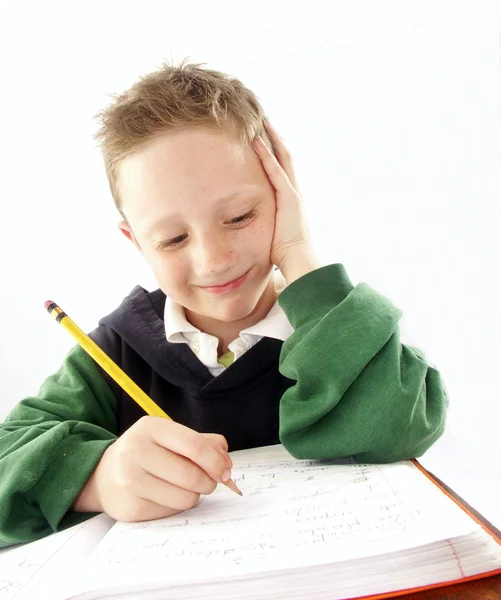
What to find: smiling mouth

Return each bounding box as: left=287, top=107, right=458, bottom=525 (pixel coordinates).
left=199, top=270, right=250, bottom=294
left=202, top=272, right=246, bottom=287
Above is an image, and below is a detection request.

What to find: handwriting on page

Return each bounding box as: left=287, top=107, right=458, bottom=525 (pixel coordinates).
left=88, top=457, right=445, bottom=577
left=0, top=563, right=34, bottom=597
left=0, top=550, right=53, bottom=599
left=0, top=514, right=114, bottom=600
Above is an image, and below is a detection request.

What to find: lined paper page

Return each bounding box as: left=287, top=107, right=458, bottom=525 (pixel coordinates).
left=71, top=445, right=479, bottom=594
left=0, top=514, right=114, bottom=600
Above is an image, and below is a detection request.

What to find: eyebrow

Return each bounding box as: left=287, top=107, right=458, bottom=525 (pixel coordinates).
left=146, top=187, right=261, bottom=235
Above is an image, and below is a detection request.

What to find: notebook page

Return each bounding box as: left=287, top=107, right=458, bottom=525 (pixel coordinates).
left=0, top=513, right=114, bottom=600
left=66, top=445, right=480, bottom=597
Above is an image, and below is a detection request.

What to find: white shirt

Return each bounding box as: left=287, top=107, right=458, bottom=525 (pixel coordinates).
left=164, top=269, right=294, bottom=376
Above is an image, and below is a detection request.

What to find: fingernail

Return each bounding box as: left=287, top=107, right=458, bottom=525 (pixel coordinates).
left=221, top=469, right=231, bottom=482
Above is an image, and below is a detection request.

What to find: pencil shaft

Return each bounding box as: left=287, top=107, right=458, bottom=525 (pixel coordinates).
left=59, top=315, right=171, bottom=419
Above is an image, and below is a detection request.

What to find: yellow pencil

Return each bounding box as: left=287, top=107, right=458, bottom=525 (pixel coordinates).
left=44, top=300, right=242, bottom=496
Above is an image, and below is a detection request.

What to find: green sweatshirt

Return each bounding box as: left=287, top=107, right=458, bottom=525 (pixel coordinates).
left=0, top=264, right=447, bottom=547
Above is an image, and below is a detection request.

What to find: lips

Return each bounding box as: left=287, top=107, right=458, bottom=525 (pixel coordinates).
left=203, top=273, right=245, bottom=287
left=200, top=270, right=250, bottom=294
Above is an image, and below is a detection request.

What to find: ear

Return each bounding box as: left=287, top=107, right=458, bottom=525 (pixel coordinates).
left=118, top=220, right=143, bottom=253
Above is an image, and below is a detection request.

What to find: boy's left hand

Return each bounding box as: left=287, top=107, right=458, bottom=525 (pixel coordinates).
left=253, top=120, right=319, bottom=284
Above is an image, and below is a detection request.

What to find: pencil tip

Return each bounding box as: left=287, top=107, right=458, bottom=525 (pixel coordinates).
left=224, top=478, right=243, bottom=496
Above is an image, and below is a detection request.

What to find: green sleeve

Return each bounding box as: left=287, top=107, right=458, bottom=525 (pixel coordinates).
left=278, top=264, right=448, bottom=463
left=0, top=345, right=118, bottom=548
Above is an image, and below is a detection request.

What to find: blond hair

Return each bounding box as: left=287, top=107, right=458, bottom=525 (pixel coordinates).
left=93, top=58, right=275, bottom=217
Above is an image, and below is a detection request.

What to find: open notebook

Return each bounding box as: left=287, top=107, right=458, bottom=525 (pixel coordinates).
left=1, top=444, right=500, bottom=600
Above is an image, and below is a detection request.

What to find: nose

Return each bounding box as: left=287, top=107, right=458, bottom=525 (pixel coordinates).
left=192, top=232, right=238, bottom=279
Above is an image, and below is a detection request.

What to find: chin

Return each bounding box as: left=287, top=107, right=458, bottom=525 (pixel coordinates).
left=202, top=293, right=259, bottom=323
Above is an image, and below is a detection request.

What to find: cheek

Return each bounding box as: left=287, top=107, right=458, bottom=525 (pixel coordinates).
left=244, top=214, right=275, bottom=257
left=259, top=205, right=276, bottom=244
left=143, top=248, right=189, bottom=291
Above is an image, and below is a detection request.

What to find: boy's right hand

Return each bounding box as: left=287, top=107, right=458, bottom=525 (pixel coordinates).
left=72, top=416, right=232, bottom=522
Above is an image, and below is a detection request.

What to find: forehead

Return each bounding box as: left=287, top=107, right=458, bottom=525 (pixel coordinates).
left=117, top=127, right=265, bottom=221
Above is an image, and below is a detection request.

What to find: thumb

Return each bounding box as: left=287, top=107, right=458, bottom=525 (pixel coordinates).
left=202, top=433, right=232, bottom=469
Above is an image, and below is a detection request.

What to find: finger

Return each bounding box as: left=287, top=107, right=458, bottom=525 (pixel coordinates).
left=202, top=433, right=228, bottom=452
left=137, top=469, right=202, bottom=512
left=202, top=433, right=232, bottom=469
left=254, top=135, right=297, bottom=194
left=262, top=120, right=300, bottom=190
left=140, top=417, right=231, bottom=483
left=141, top=442, right=218, bottom=495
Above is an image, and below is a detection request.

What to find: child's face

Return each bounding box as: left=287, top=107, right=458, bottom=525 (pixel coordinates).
left=117, top=127, right=277, bottom=325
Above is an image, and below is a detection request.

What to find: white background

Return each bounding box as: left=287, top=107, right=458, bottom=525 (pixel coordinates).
left=0, top=1, right=500, bottom=528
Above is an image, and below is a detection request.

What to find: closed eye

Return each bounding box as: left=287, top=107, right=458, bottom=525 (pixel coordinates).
left=156, top=234, right=187, bottom=250
left=226, top=209, right=256, bottom=225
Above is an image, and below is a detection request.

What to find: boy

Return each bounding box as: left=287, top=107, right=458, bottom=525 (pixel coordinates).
left=0, top=60, right=447, bottom=548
